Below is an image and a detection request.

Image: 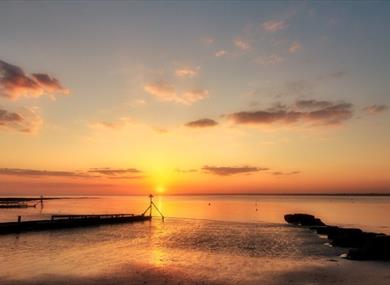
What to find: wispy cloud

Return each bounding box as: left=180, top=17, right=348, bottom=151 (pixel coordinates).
left=295, top=99, right=333, bottom=109
left=227, top=110, right=300, bottom=125
left=0, top=60, right=69, bottom=99
left=202, top=165, right=268, bottom=176
left=0, top=168, right=89, bottom=178
left=185, top=118, right=218, bottom=128
left=215, top=50, right=227, bottom=57
left=272, top=171, right=300, bottom=176
left=289, top=41, right=302, bottom=53
left=250, top=80, right=313, bottom=100
left=153, top=127, right=169, bottom=134
left=234, top=38, right=251, bottom=51
left=88, top=168, right=142, bottom=178
left=0, top=107, right=42, bottom=133
left=262, top=20, right=288, bottom=32
left=175, top=66, right=200, bottom=78
left=251, top=72, right=345, bottom=100
left=181, top=89, right=209, bottom=104
left=0, top=167, right=143, bottom=179
left=362, top=104, right=388, bottom=115
left=317, top=71, right=346, bottom=81
left=0, top=109, right=22, bottom=126
left=144, top=81, right=208, bottom=105
left=226, top=100, right=354, bottom=126
left=201, top=37, right=214, bottom=45
left=175, top=168, right=198, bottom=173
left=255, top=54, right=284, bottom=65
left=129, top=99, right=147, bottom=107
left=144, top=81, right=177, bottom=102
left=88, top=117, right=133, bottom=130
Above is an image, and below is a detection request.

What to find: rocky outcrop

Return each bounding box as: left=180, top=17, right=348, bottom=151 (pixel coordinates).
left=284, top=213, right=390, bottom=261
left=347, top=235, right=390, bottom=261
left=284, top=214, right=326, bottom=227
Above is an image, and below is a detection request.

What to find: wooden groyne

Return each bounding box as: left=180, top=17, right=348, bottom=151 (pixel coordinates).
left=0, top=214, right=151, bottom=235
left=284, top=213, right=390, bottom=261
left=0, top=194, right=164, bottom=235
left=0, top=196, right=47, bottom=208
left=0, top=203, right=31, bottom=209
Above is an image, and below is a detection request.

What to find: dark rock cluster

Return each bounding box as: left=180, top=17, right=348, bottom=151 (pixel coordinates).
left=284, top=214, right=326, bottom=227
left=284, top=213, right=390, bottom=261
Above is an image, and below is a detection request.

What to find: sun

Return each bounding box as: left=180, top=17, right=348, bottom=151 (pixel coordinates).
left=155, top=185, right=166, bottom=194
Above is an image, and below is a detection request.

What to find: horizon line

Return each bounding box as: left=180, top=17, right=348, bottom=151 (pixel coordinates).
left=1, top=192, right=390, bottom=198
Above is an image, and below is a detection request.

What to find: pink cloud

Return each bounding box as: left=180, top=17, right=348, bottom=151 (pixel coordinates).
left=272, top=171, right=300, bottom=176
left=88, top=117, right=133, bottom=130
left=289, top=41, right=302, bottom=53
left=144, top=81, right=177, bottom=102
left=262, top=20, right=288, bottom=32
left=0, top=107, right=42, bottom=133
left=185, top=118, right=218, bottom=128
left=175, top=66, right=200, bottom=78
left=255, top=54, right=284, bottom=65
left=234, top=38, right=251, bottom=51
left=362, top=104, right=388, bottom=115
left=181, top=89, right=209, bottom=104
left=0, top=167, right=143, bottom=180
left=215, top=50, right=227, bottom=57
left=0, top=60, right=69, bottom=99
left=226, top=100, right=354, bottom=126
left=202, top=165, right=268, bottom=176
left=144, top=81, right=208, bottom=105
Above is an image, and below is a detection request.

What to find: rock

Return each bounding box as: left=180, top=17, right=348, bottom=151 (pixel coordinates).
left=328, top=228, right=364, bottom=247
left=310, top=218, right=326, bottom=227
left=328, top=229, right=386, bottom=248
left=314, top=226, right=340, bottom=235
left=347, top=235, right=390, bottom=260
left=284, top=213, right=314, bottom=224
left=284, top=212, right=390, bottom=261
left=284, top=214, right=325, bottom=227
left=328, top=228, right=362, bottom=239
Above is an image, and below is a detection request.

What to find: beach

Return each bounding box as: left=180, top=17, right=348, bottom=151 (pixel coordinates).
left=2, top=1, right=390, bottom=283
left=0, top=195, right=389, bottom=284
left=2, top=258, right=390, bottom=285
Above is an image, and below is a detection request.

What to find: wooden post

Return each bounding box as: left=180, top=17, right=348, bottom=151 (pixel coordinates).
left=142, top=194, right=164, bottom=220
left=18, top=216, right=21, bottom=223
left=149, top=194, right=153, bottom=217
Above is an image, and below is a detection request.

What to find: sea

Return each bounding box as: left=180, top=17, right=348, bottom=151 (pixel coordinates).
left=0, top=195, right=389, bottom=284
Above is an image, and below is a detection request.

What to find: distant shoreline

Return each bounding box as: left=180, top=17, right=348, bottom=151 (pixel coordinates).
left=0, top=197, right=91, bottom=202
left=188, top=193, right=390, bottom=197
left=1, top=193, right=390, bottom=199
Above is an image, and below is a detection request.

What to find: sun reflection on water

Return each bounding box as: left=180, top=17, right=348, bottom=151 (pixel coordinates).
left=150, top=247, right=167, bottom=267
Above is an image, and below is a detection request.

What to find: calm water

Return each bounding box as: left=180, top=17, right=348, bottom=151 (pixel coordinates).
left=0, top=195, right=389, bottom=284
left=1, top=195, right=390, bottom=233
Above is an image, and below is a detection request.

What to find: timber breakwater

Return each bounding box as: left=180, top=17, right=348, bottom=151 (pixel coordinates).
left=284, top=213, right=390, bottom=261
left=0, top=214, right=151, bottom=235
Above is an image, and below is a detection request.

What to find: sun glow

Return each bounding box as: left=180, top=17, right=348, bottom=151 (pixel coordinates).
left=156, top=185, right=166, bottom=193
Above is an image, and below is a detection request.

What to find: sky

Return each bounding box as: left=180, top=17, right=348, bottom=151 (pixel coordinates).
left=0, top=1, right=389, bottom=195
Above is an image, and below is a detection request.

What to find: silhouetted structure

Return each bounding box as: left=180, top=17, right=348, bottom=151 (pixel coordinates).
left=0, top=195, right=164, bottom=234
left=142, top=194, right=165, bottom=221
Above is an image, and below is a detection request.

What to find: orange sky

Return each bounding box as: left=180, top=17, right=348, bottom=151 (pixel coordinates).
left=0, top=2, right=389, bottom=195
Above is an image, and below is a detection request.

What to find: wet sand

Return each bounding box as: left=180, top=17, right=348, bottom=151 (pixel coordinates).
left=2, top=259, right=390, bottom=285
left=1, top=196, right=390, bottom=285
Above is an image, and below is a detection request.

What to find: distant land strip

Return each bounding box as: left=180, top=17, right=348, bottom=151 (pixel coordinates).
left=153, top=193, right=390, bottom=197
left=0, top=197, right=91, bottom=202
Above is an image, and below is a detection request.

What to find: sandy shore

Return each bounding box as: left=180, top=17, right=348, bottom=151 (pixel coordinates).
left=1, top=258, right=389, bottom=285
left=1, top=218, right=389, bottom=285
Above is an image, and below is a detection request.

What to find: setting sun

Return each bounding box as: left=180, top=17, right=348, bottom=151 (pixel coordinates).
left=0, top=1, right=390, bottom=285
left=155, top=185, right=166, bottom=194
